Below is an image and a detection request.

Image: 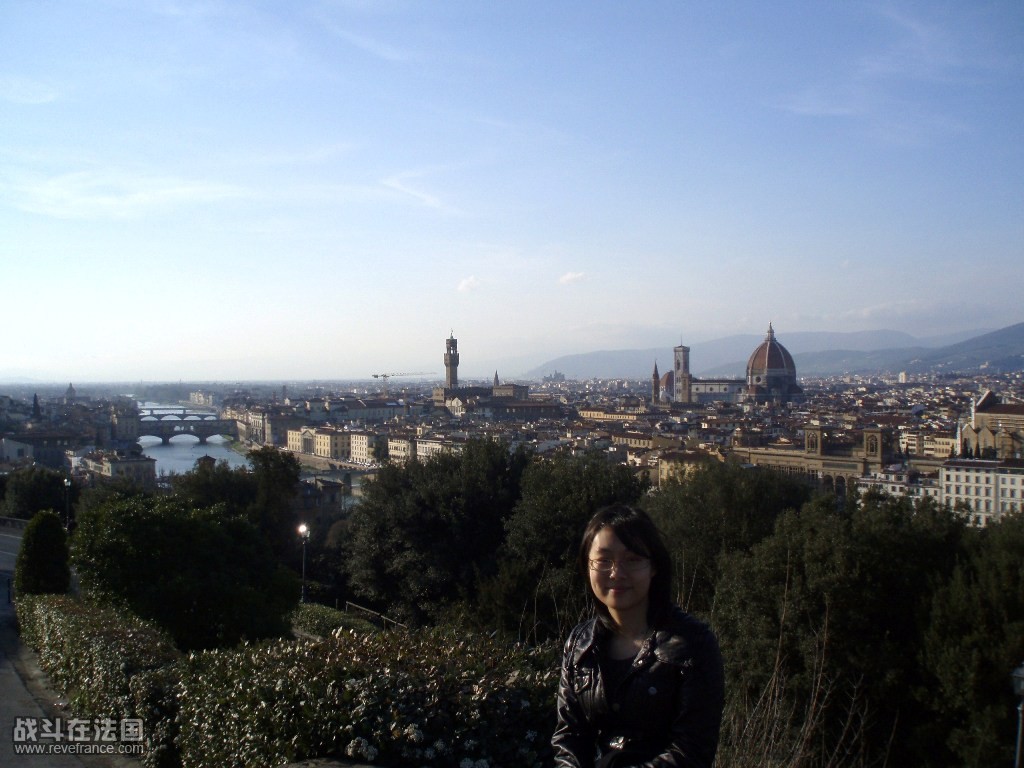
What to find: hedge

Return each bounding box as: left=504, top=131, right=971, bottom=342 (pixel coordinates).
left=16, top=596, right=561, bottom=768
left=176, top=628, right=559, bottom=768
left=15, top=594, right=182, bottom=768
left=290, top=602, right=379, bottom=638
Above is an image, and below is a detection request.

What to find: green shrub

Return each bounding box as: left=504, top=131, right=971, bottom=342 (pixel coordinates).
left=15, top=594, right=181, bottom=768
left=15, top=510, right=70, bottom=595
left=72, top=495, right=298, bottom=650
left=176, top=628, right=558, bottom=768
left=290, top=602, right=378, bottom=637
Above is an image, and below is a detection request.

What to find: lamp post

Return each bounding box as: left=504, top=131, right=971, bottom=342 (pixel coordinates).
left=1013, top=662, right=1024, bottom=768
left=63, top=478, right=71, bottom=529
left=298, top=523, right=310, bottom=604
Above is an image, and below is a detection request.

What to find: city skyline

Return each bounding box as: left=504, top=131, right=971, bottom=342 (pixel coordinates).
left=3, top=1, right=1023, bottom=381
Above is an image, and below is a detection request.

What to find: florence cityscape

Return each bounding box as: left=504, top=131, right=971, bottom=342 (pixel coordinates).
left=3, top=2, right=1024, bottom=767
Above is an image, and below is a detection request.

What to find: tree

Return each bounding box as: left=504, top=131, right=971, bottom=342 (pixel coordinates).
left=502, top=450, right=645, bottom=570
left=15, top=510, right=70, bottom=595
left=4, top=466, right=69, bottom=521
left=344, top=439, right=531, bottom=625
left=246, top=446, right=302, bottom=557
left=169, top=458, right=258, bottom=518
left=72, top=495, right=298, bottom=651
left=921, top=513, right=1024, bottom=766
left=480, top=450, right=646, bottom=640
left=715, top=492, right=966, bottom=767
left=643, top=461, right=811, bottom=614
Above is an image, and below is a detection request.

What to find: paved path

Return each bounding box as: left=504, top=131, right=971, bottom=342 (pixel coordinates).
left=1, top=525, right=136, bottom=768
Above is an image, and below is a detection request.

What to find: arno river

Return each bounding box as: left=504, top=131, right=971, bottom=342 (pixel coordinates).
left=137, top=401, right=249, bottom=477
left=138, top=434, right=249, bottom=477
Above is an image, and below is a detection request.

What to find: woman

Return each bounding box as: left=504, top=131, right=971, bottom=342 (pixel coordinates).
left=552, top=505, right=724, bottom=767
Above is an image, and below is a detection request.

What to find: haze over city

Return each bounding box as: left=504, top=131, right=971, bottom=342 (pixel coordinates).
left=2, top=1, right=1022, bottom=382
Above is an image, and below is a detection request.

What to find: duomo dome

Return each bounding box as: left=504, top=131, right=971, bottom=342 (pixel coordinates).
left=745, top=323, right=802, bottom=403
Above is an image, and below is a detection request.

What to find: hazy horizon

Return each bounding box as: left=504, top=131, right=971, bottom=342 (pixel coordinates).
left=4, top=2, right=1023, bottom=381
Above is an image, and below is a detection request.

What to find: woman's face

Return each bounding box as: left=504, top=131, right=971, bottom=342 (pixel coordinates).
left=587, top=526, right=654, bottom=622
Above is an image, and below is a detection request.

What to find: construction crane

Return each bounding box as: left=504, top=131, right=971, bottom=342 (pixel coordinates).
left=371, top=371, right=435, bottom=396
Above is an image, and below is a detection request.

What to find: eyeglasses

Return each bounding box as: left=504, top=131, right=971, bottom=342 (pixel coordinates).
left=589, top=556, right=650, bottom=573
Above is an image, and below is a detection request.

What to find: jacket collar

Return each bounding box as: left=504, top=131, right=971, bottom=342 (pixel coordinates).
left=570, top=612, right=695, bottom=667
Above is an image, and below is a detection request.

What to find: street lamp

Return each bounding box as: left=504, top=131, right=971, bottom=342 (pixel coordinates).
left=298, top=523, right=310, bottom=604
left=63, top=478, right=71, bottom=529
left=1013, top=662, right=1024, bottom=768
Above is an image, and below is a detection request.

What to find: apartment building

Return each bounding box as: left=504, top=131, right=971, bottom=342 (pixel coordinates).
left=940, top=458, right=1024, bottom=527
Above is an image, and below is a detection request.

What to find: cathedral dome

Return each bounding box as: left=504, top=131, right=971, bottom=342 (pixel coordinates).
left=746, top=324, right=802, bottom=403
left=746, top=323, right=796, bottom=380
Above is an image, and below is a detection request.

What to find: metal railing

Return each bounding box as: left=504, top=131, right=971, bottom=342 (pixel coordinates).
left=0, top=517, right=28, bottom=532
left=344, top=600, right=407, bottom=631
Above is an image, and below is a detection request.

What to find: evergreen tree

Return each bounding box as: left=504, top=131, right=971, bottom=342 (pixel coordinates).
left=921, top=513, right=1024, bottom=766
left=72, top=495, right=297, bottom=650
left=480, top=450, right=645, bottom=639
left=15, top=510, right=70, bottom=595
left=643, top=461, right=811, bottom=614
left=344, top=439, right=531, bottom=625
left=715, top=491, right=965, bottom=767
left=4, top=466, right=69, bottom=521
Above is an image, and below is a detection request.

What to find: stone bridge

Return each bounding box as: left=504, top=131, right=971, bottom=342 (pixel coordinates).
left=138, top=416, right=238, bottom=445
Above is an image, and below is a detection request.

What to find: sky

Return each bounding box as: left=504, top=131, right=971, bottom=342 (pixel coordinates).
left=2, top=1, right=1022, bottom=382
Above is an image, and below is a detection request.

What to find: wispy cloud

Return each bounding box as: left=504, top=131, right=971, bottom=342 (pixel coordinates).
left=857, top=8, right=962, bottom=83
left=233, top=143, right=356, bottom=166
left=775, top=8, right=980, bottom=140
left=457, top=276, right=481, bottom=293
left=559, top=271, right=586, bottom=285
left=321, top=23, right=415, bottom=64
left=4, top=170, right=246, bottom=219
left=0, top=76, right=59, bottom=105
left=381, top=171, right=457, bottom=213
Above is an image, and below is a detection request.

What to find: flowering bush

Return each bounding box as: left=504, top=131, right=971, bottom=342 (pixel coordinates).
left=17, top=595, right=561, bottom=767
left=176, top=627, right=559, bottom=768
left=15, top=594, right=181, bottom=768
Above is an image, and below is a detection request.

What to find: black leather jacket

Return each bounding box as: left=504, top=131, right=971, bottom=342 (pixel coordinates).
left=551, top=607, right=724, bottom=767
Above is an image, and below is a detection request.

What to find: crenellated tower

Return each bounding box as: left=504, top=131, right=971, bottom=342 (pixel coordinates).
left=444, top=332, right=460, bottom=389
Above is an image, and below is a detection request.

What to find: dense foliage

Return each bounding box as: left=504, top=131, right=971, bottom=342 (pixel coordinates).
left=479, top=450, right=646, bottom=640
left=14, top=447, right=1024, bottom=767
left=16, top=593, right=559, bottom=768
left=71, top=494, right=298, bottom=650
left=713, top=490, right=1023, bottom=768
left=344, top=439, right=532, bottom=624
left=290, top=602, right=378, bottom=637
left=644, top=462, right=812, bottom=614
left=176, top=629, right=558, bottom=768
left=170, top=447, right=301, bottom=557
left=3, top=465, right=73, bottom=520
left=15, top=510, right=70, bottom=595
left=920, top=512, right=1024, bottom=766
left=15, top=594, right=181, bottom=768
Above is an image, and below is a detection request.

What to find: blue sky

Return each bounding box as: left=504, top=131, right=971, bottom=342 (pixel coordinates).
left=2, top=1, right=1022, bottom=381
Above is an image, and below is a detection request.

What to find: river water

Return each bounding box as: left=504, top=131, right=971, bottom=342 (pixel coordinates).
left=137, top=401, right=250, bottom=477
left=138, top=435, right=250, bottom=478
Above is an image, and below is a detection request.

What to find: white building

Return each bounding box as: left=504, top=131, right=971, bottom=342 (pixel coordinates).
left=939, top=458, right=1024, bottom=527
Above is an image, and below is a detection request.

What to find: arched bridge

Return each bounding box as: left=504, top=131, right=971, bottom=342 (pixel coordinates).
left=138, top=416, right=238, bottom=445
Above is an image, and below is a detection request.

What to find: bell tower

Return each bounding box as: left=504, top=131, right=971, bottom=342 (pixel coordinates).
left=673, top=344, right=691, bottom=403
left=444, top=333, right=459, bottom=389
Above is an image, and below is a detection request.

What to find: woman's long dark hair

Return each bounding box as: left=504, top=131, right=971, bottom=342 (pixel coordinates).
left=578, top=504, right=674, bottom=630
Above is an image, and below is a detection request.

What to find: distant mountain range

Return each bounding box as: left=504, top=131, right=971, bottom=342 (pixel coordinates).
left=524, top=324, right=1024, bottom=380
